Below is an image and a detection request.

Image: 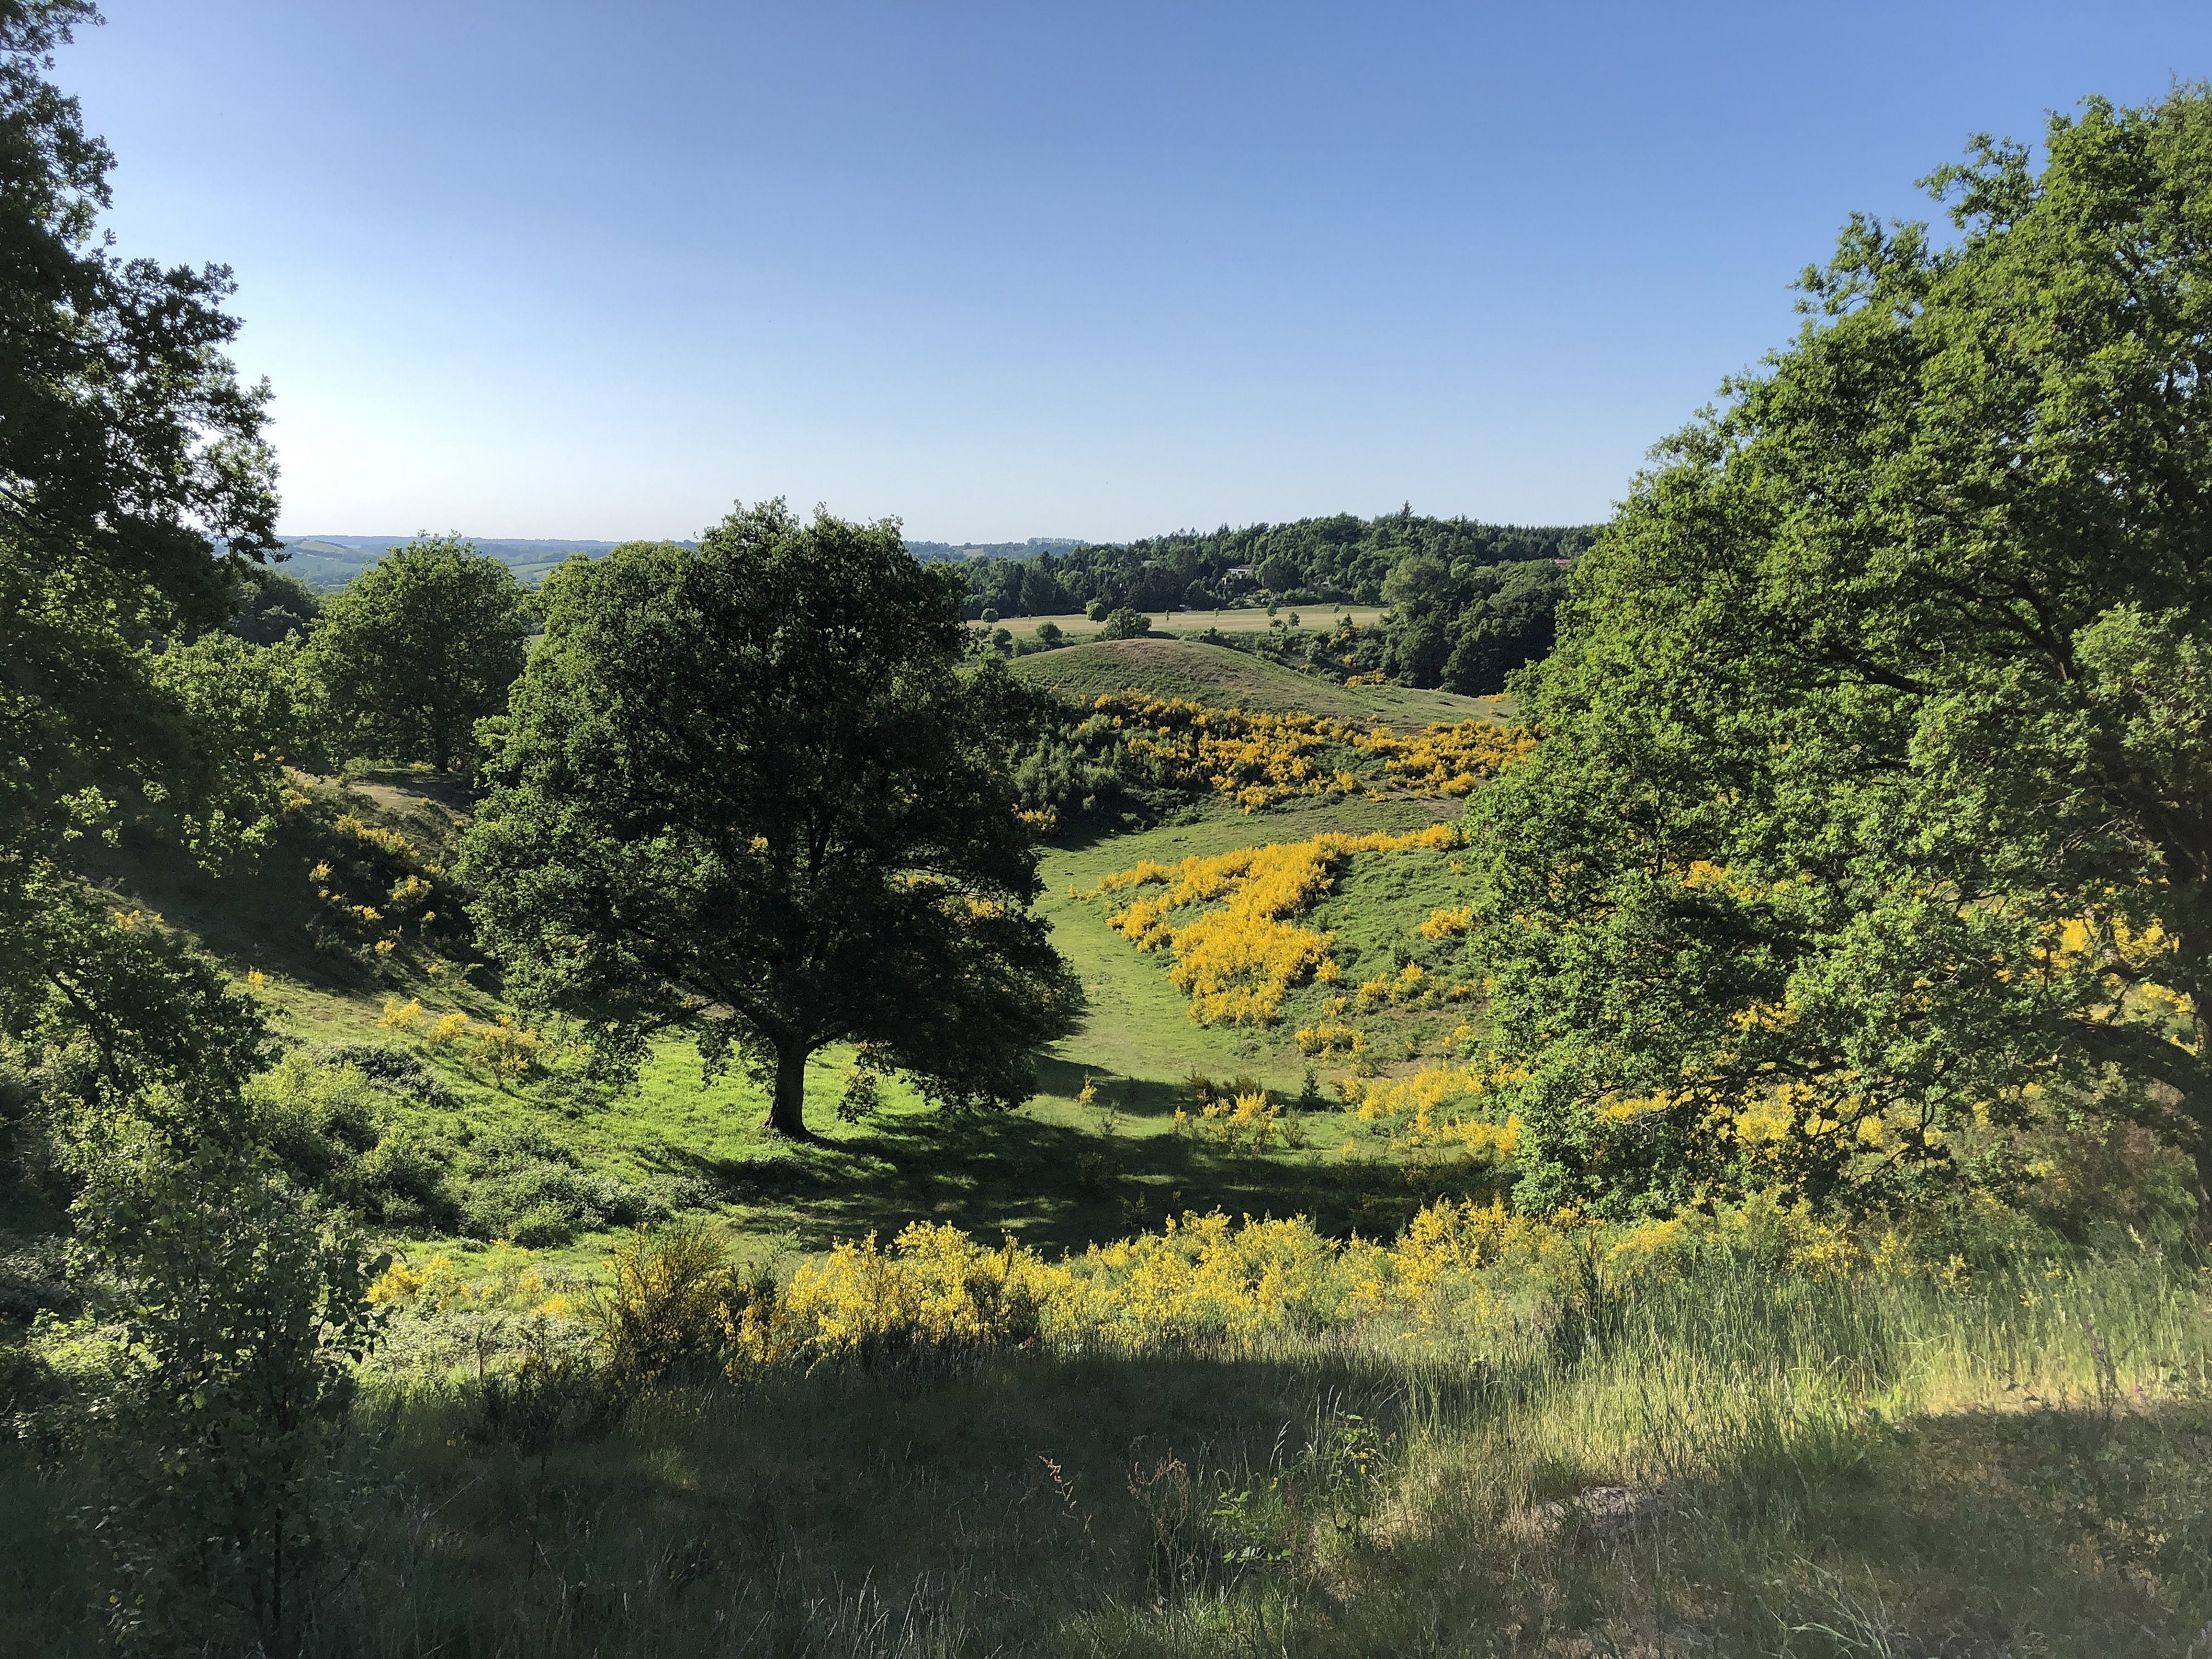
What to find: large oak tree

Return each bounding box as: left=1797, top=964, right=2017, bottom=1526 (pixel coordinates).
left=461, top=501, right=1081, bottom=1136
left=1469, top=89, right=2212, bottom=1232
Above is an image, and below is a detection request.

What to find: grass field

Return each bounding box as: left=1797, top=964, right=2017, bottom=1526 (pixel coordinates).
left=7, top=1229, right=2208, bottom=1656
left=1011, top=637, right=1510, bottom=727
left=996, top=605, right=1387, bottom=637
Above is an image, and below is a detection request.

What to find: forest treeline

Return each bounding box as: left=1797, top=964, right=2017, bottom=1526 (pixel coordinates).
left=957, top=510, right=1597, bottom=695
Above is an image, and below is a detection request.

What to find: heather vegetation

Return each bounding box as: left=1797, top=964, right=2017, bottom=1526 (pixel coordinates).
left=3, top=6, right=2212, bottom=1653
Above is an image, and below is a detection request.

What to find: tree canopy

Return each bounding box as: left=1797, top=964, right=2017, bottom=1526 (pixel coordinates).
left=1467, top=88, right=2212, bottom=1232
left=949, top=510, right=1591, bottom=694
left=302, top=534, right=529, bottom=772
left=0, top=0, right=281, bottom=1107
left=460, top=501, right=1082, bottom=1137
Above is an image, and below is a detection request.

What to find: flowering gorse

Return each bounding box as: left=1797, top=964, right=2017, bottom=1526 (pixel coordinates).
left=1343, top=1063, right=1524, bottom=1157
left=1080, top=693, right=1532, bottom=811
left=1094, top=826, right=1460, bottom=1024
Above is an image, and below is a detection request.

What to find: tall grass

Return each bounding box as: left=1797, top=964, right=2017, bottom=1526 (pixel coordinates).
left=4, top=1236, right=2207, bottom=1656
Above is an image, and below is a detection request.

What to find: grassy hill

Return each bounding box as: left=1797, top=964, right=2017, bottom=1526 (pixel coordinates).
left=8, top=716, right=2209, bottom=1659
left=32, top=770, right=1483, bottom=1273
left=1012, top=636, right=1510, bottom=727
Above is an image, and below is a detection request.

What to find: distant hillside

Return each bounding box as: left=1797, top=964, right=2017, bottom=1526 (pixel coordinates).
left=955, top=510, right=1595, bottom=618
left=279, top=533, right=1084, bottom=588
left=973, top=508, right=1599, bottom=697
left=276, top=535, right=631, bottom=588
left=1010, top=636, right=1510, bottom=730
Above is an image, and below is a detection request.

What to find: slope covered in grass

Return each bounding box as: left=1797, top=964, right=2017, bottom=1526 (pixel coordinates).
left=13, top=772, right=1496, bottom=1282
left=1012, top=637, right=1509, bottom=728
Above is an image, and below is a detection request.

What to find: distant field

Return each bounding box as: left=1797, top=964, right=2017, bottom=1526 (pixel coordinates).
left=1010, top=636, right=1512, bottom=727
left=996, top=605, right=1386, bottom=636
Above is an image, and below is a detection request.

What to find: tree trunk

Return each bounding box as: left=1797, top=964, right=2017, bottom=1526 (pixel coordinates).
left=765, top=1037, right=812, bottom=1138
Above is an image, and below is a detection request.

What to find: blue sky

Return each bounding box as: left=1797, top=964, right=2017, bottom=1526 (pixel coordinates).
left=64, top=2, right=2212, bottom=543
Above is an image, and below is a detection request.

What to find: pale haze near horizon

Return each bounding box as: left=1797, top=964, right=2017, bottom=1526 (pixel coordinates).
left=61, top=1, right=2212, bottom=545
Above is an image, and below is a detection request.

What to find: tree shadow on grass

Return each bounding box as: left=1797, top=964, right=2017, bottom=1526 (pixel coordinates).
left=644, top=1098, right=1502, bottom=1255
left=1032, top=1054, right=1196, bottom=1119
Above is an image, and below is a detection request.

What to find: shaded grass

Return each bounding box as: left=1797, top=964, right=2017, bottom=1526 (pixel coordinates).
left=5, top=1246, right=2206, bottom=1656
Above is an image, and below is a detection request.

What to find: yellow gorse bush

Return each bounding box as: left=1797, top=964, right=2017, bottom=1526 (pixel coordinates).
left=387, top=873, right=434, bottom=911
left=1052, top=1210, right=1395, bottom=1347
left=473, top=1013, right=541, bottom=1081
left=1088, top=693, right=1344, bottom=811
left=1085, top=692, right=1532, bottom=810
left=715, top=1197, right=1921, bottom=1369
left=377, top=999, right=541, bottom=1078
left=335, top=812, right=423, bottom=865
left=369, top=1241, right=568, bottom=1318
left=1200, top=1092, right=1282, bottom=1150
left=378, top=997, right=426, bottom=1034
left=1343, top=721, right=1534, bottom=796
left=1354, top=959, right=1434, bottom=1009
left=388, top=1209, right=1956, bottom=1391
left=1295, top=1021, right=1365, bottom=1058
left=1094, top=825, right=1460, bottom=1024
left=732, top=1222, right=1057, bottom=1370
left=1344, top=1063, right=1525, bottom=1158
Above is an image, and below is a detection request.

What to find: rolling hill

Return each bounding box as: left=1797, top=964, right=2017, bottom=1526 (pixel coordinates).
left=1009, top=636, right=1512, bottom=727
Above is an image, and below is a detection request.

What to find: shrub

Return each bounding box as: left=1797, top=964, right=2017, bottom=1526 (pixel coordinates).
left=471, top=1013, right=540, bottom=1084
left=459, top=1128, right=659, bottom=1244
left=1099, top=607, right=1152, bottom=640
left=1096, top=826, right=1458, bottom=1024
left=593, top=1221, right=746, bottom=1400
left=737, top=1223, right=1049, bottom=1373
left=302, top=1041, right=455, bottom=1108
left=1201, top=1092, right=1282, bottom=1151
left=244, top=1051, right=460, bottom=1228
left=74, top=1144, right=383, bottom=1653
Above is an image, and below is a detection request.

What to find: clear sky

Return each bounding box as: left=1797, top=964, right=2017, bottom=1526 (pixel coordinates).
left=60, top=2, right=2212, bottom=544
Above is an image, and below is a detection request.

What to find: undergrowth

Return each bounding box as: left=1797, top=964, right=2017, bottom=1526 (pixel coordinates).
left=4, top=1211, right=2206, bottom=1656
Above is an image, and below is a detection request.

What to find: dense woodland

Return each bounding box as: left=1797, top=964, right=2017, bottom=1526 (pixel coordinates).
left=957, top=510, right=1592, bottom=693
left=5, top=3, right=2212, bottom=1651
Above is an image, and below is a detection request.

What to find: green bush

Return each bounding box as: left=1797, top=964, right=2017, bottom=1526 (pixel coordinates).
left=74, top=1144, right=383, bottom=1653
left=1099, top=607, right=1152, bottom=640
left=245, top=1050, right=460, bottom=1230
left=458, top=1126, right=663, bottom=1245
